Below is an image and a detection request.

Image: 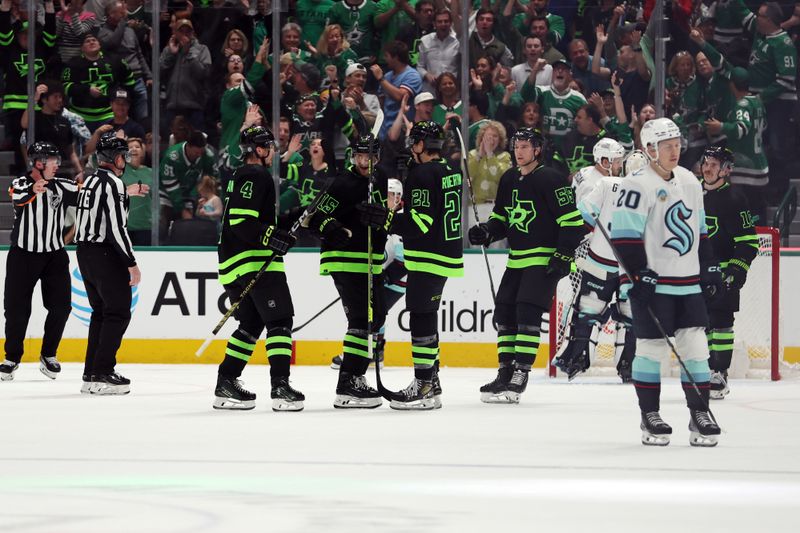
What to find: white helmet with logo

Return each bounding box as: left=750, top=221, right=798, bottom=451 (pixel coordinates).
left=592, top=138, right=625, bottom=173
left=623, top=150, right=649, bottom=175
left=640, top=117, right=681, bottom=160
left=388, top=178, right=403, bottom=196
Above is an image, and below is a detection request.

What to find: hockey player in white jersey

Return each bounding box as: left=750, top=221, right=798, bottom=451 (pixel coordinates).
left=609, top=118, right=722, bottom=447
left=554, top=139, right=636, bottom=382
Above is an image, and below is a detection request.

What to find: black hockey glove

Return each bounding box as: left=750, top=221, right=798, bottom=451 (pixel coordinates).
left=701, top=263, right=724, bottom=299
left=261, top=226, right=296, bottom=256
left=356, top=202, right=394, bottom=231
left=628, top=268, right=658, bottom=306
left=468, top=223, right=492, bottom=246
left=545, top=251, right=573, bottom=279
left=723, top=261, right=748, bottom=291
left=319, top=217, right=352, bottom=248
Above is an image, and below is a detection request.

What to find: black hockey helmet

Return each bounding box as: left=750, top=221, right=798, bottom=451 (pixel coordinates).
left=701, top=146, right=734, bottom=170
left=27, top=141, right=60, bottom=161
left=96, top=133, right=131, bottom=164
left=240, top=125, right=275, bottom=154
left=511, top=127, right=544, bottom=150
left=407, top=120, right=445, bottom=151
left=352, top=133, right=381, bottom=158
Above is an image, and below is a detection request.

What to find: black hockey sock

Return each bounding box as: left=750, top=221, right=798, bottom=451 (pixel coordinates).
left=411, top=311, right=438, bottom=379
left=342, top=329, right=373, bottom=375
left=219, top=328, right=257, bottom=378
left=266, top=326, right=293, bottom=378
left=497, top=325, right=517, bottom=367
left=708, top=328, right=734, bottom=372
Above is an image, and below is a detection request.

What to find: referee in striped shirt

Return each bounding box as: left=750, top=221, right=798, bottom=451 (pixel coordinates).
left=1, top=142, right=78, bottom=381
left=74, top=133, right=148, bottom=395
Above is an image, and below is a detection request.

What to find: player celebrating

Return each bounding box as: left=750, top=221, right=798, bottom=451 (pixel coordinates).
left=610, top=118, right=722, bottom=447
left=469, top=128, right=584, bottom=403
left=554, top=138, right=637, bottom=382
left=361, top=121, right=464, bottom=410
left=305, top=134, right=389, bottom=408
left=699, top=146, right=759, bottom=399
left=213, top=126, right=303, bottom=412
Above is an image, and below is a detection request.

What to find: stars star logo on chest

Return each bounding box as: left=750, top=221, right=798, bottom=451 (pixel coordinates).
left=505, top=189, right=536, bottom=232
left=299, top=179, right=319, bottom=205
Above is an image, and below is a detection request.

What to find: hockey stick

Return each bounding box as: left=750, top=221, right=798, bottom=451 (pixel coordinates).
left=291, top=297, right=341, bottom=333
left=454, top=128, right=497, bottom=302
left=196, top=175, right=336, bottom=357
left=590, top=213, right=721, bottom=427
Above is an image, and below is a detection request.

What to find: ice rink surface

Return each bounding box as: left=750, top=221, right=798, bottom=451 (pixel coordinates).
left=1, top=363, right=798, bottom=533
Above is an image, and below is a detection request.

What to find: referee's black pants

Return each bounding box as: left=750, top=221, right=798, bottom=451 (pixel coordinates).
left=76, top=244, right=131, bottom=377
left=3, top=247, right=71, bottom=362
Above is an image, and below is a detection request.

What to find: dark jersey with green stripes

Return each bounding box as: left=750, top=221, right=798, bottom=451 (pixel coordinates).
left=0, top=11, right=57, bottom=111
left=62, top=53, right=135, bottom=124
left=218, top=164, right=284, bottom=286
left=552, top=128, right=609, bottom=175
left=489, top=165, right=585, bottom=269
left=310, top=167, right=389, bottom=275
left=391, top=158, right=464, bottom=277
left=703, top=182, right=759, bottom=272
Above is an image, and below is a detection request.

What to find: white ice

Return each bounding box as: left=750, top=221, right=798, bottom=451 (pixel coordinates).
left=1, top=364, right=799, bottom=533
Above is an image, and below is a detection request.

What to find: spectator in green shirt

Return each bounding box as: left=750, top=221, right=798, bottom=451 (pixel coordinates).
left=121, top=137, right=153, bottom=246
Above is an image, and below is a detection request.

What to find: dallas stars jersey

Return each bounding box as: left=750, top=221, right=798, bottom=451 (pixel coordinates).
left=296, top=0, right=334, bottom=46
left=711, top=0, right=755, bottom=44
left=282, top=161, right=331, bottom=211
left=326, top=0, right=379, bottom=60
left=577, top=175, right=623, bottom=275
left=309, top=167, right=388, bottom=275
left=553, top=129, right=608, bottom=175
left=611, top=165, right=709, bottom=295
left=488, top=165, right=584, bottom=269
left=0, top=10, right=56, bottom=111
left=62, top=53, right=135, bottom=124
left=218, top=164, right=284, bottom=286
left=722, top=95, right=769, bottom=187
left=666, top=76, right=705, bottom=148
left=703, top=182, right=759, bottom=273
left=391, top=159, right=464, bottom=277
left=520, top=83, right=587, bottom=148
left=748, top=29, right=797, bottom=103
left=159, top=142, right=216, bottom=209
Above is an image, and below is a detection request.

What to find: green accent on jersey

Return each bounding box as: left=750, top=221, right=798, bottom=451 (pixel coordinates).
left=240, top=181, right=254, bottom=199
left=723, top=95, right=769, bottom=183
left=432, top=101, right=462, bottom=127
left=713, top=0, right=754, bottom=43
left=554, top=186, right=574, bottom=207
left=505, top=189, right=537, bottom=233
left=520, top=84, right=587, bottom=148
left=739, top=211, right=757, bottom=230
left=319, top=250, right=384, bottom=275
left=749, top=30, right=797, bottom=103
left=403, top=248, right=464, bottom=277
left=507, top=246, right=556, bottom=269
left=706, top=215, right=719, bottom=239
left=229, top=336, right=256, bottom=352
left=296, top=0, right=335, bottom=46
left=513, top=11, right=565, bottom=44
left=218, top=249, right=284, bottom=285
left=121, top=165, right=153, bottom=232
left=410, top=209, right=434, bottom=233
left=326, top=0, right=379, bottom=60
left=225, top=346, right=252, bottom=361
left=556, top=209, right=584, bottom=227
left=229, top=208, right=258, bottom=218
left=317, top=193, right=340, bottom=214
left=412, top=189, right=430, bottom=208
left=159, top=142, right=216, bottom=208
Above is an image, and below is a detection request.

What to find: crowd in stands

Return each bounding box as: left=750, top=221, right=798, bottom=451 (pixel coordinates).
left=1, top=0, right=799, bottom=243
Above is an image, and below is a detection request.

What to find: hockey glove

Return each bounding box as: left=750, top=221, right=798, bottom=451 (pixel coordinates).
left=356, top=202, right=394, bottom=231
left=701, top=263, right=724, bottom=299
left=628, top=268, right=658, bottom=306
left=319, top=217, right=352, bottom=248
left=261, top=226, right=296, bottom=256
left=723, top=261, right=748, bottom=291
left=545, top=251, right=573, bottom=279
left=468, top=223, right=492, bottom=246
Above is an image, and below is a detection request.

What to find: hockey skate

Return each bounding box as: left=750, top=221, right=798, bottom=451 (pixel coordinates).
left=39, top=355, right=61, bottom=380
left=271, top=376, right=305, bottom=411
left=213, top=375, right=255, bottom=410
left=479, top=366, right=515, bottom=403
left=0, top=360, right=19, bottom=381
left=689, top=410, right=721, bottom=447
left=432, top=370, right=442, bottom=409
left=330, top=354, right=342, bottom=370
left=90, top=372, right=131, bottom=395
left=617, top=359, right=633, bottom=384
left=334, top=372, right=382, bottom=408
left=710, top=371, right=729, bottom=400
left=505, top=369, right=530, bottom=403
left=80, top=374, right=92, bottom=394
left=389, top=378, right=436, bottom=410
left=640, top=411, right=672, bottom=446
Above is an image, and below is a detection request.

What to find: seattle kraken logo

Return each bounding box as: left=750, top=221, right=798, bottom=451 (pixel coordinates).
left=664, top=200, right=694, bottom=256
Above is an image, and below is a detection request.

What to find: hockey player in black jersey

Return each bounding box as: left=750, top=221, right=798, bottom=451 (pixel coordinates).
left=360, top=121, right=464, bottom=410
left=213, top=126, right=304, bottom=412
left=700, top=146, right=759, bottom=399
left=469, top=128, right=585, bottom=403
left=307, top=134, right=389, bottom=409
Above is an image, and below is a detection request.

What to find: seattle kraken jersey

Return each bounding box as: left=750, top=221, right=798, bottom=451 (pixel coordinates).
left=578, top=175, right=624, bottom=275
left=571, top=165, right=606, bottom=205
left=611, top=165, right=708, bottom=295
left=488, top=165, right=585, bottom=269
left=703, top=182, right=759, bottom=271
left=391, top=158, right=464, bottom=277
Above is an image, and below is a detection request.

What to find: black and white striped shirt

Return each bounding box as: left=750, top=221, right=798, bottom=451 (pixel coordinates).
left=9, top=175, right=79, bottom=253
left=75, top=168, right=137, bottom=267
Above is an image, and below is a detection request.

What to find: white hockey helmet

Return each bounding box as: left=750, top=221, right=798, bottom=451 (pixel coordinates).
left=639, top=117, right=681, bottom=158
left=623, top=150, right=649, bottom=175
left=592, top=138, right=625, bottom=170
left=388, top=178, right=403, bottom=196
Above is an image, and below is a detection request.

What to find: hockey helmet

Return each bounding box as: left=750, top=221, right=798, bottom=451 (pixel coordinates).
left=592, top=138, right=625, bottom=167
left=240, top=125, right=275, bottom=154
left=406, top=120, right=445, bottom=151
left=27, top=141, right=61, bottom=166
left=701, top=146, right=734, bottom=171
left=511, top=127, right=544, bottom=150
left=387, top=178, right=403, bottom=196
left=352, top=134, right=381, bottom=158
left=96, top=133, right=131, bottom=164
left=639, top=118, right=681, bottom=155
left=623, top=150, right=649, bottom=175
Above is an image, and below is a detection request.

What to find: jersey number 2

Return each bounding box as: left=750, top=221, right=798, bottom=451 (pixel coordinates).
left=444, top=190, right=461, bottom=241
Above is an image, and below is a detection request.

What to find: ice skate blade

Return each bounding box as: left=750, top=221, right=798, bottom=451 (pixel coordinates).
left=272, top=399, right=304, bottom=412
left=433, top=395, right=442, bottom=409
left=389, top=397, right=436, bottom=410
left=90, top=383, right=130, bottom=395
left=641, top=431, right=670, bottom=446
left=213, top=396, right=255, bottom=410
left=39, top=363, right=59, bottom=380
left=333, top=395, right=382, bottom=409
left=690, top=431, right=719, bottom=447
left=710, top=389, right=729, bottom=400
left=480, top=391, right=519, bottom=404
left=0, top=372, right=16, bottom=382
left=80, top=382, right=93, bottom=394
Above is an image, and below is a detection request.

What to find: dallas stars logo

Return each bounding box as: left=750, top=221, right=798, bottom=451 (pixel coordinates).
left=705, top=215, right=719, bottom=238
left=568, top=146, right=593, bottom=173
left=505, top=189, right=536, bottom=233
left=298, top=179, right=319, bottom=206
left=13, top=54, right=44, bottom=78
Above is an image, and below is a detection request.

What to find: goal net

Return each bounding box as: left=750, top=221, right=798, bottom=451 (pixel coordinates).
left=546, top=226, right=782, bottom=380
